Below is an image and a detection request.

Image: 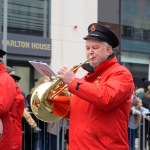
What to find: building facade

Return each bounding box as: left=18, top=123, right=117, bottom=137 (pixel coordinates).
left=97, top=0, right=150, bottom=88
left=0, top=0, right=51, bottom=94
left=0, top=0, right=150, bottom=94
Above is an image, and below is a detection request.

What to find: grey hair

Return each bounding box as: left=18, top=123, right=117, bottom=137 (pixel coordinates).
left=102, top=41, right=113, bottom=55
left=0, top=58, right=3, bottom=63
left=102, top=41, right=110, bottom=47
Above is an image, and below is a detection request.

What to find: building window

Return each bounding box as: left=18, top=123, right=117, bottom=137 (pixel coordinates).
left=1, top=0, right=50, bottom=37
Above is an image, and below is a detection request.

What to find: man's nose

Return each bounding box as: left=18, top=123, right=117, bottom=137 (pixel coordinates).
left=88, top=48, right=94, bottom=53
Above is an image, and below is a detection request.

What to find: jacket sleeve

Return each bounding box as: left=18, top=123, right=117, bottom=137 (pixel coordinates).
left=141, top=107, right=150, bottom=115
left=131, top=106, right=141, bottom=115
left=0, top=76, right=16, bottom=116
left=68, top=69, right=134, bottom=111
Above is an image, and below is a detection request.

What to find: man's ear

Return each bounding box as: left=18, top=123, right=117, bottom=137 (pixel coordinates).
left=106, top=45, right=113, bottom=56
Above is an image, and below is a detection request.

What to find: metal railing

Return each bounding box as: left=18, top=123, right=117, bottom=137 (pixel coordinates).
left=22, top=116, right=69, bottom=150
left=133, top=115, right=150, bottom=150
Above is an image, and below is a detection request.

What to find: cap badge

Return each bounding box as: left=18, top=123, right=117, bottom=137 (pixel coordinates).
left=90, top=25, right=96, bottom=32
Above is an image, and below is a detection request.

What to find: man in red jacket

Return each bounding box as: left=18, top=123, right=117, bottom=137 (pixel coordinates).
left=0, top=49, right=17, bottom=150
left=10, top=74, right=25, bottom=150
left=57, top=23, right=135, bottom=150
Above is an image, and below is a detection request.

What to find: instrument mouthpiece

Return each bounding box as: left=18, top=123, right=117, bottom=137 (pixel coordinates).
left=88, top=55, right=93, bottom=61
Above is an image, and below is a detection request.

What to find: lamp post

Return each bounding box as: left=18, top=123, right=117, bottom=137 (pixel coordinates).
left=3, top=0, right=8, bottom=64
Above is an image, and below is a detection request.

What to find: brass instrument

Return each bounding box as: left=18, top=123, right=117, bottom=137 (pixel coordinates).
left=30, top=56, right=93, bottom=123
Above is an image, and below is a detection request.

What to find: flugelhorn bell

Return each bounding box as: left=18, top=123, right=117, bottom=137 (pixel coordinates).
left=30, top=82, right=70, bottom=122
left=30, top=56, right=93, bottom=123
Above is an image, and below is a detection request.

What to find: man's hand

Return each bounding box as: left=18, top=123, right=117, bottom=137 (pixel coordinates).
left=57, top=66, right=75, bottom=84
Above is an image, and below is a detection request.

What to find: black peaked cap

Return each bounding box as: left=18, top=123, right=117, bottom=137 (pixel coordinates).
left=0, top=49, right=6, bottom=58
left=11, top=74, right=21, bottom=82
left=83, top=23, right=119, bottom=48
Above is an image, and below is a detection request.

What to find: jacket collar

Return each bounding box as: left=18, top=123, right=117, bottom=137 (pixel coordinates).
left=83, top=53, right=118, bottom=80
left=82, top=53, right=116, bottom=73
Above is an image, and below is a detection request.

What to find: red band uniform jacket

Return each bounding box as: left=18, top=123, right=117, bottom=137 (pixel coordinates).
left=12, top=87, right=25, bottom=149
left=0, top=63, right=17, bottom=150
left=68, top=55, right=135, bottom=150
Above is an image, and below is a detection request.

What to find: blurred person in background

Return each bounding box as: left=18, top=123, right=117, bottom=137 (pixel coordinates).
left=7, top=66, right=42, bottom=150
left=0, top=49, right=17, bottom=149
left=47, top=118, right=69, bottom=150
left=128, top=97, right=149, bottom=150
left=10, top=74, right=25, bottom=150
left=26, top=77, right=50, bottom=150
left=135, top=80, right=150, bottom=101
left=6, top=66, right=42, bottom=134
left=135, top=80, right=150, bottom=150
left=141, top=91, right=150, bottom=150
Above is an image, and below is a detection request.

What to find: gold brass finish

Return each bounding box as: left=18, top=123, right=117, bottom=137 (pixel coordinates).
left=30, top=82, right=70, bottom=122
